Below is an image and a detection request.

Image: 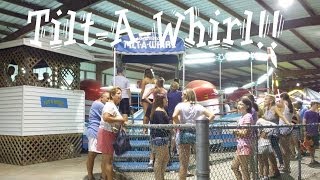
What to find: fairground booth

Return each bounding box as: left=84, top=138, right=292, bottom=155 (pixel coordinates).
left=0, top=38, right=92, bottom=165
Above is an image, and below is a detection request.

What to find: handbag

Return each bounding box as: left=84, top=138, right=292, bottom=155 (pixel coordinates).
left=113, top=127, right=132, bottom=156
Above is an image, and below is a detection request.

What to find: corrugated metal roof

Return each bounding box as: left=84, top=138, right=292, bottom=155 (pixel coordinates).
left=309, top=58, right=320, bottom=66
left=0, top=13, right=26, bottom=25
left=218, top=0, right=272, bottom=24
left=24, top=0, right=62, bottom=9
left=0, top=1, right=30, bottom=13
left=251, top=36, right=292, bottom=54
left=254, top=64, right=268, bottom=70
left=295, top=25, right=320, bottom=49
left=91, top=1, right=156, bottom=32
left=306, top=0, right=320, bottom=15
left=264, top=0, right=309, bottom=20
left=293, top=59, right=317, bottom=69
left=277, top=30, right=314, bottom=53
left=278, top=61, right=300, bottom=70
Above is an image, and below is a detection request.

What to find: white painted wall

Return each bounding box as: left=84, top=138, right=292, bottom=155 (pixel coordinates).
left=0, top=86, right=85, bottom=136
left=0, top=87, right=23, bottom=135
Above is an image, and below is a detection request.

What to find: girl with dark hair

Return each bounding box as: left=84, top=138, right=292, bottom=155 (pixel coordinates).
left=150, top=89, right=170, bottom=180
left=263, top=94, right=291, bottom=177
left=231, top=97, right=254, bottom=180
left=140, top=68, right=156, bottom=126
left=278, top=92, right=295, bottom=172
left=244, top=94, right=259, bottom=124
left=143, top=77, right=168, bottom=168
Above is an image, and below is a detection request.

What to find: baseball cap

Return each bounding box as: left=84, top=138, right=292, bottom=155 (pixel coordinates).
left=310, top=100, right=320, bottom=104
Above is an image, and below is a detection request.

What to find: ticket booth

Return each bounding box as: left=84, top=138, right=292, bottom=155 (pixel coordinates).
left=0, top=38, right=93, bottom=165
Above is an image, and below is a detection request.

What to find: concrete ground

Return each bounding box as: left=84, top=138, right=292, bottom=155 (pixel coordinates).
left=1, top=152, right=320, bottom=180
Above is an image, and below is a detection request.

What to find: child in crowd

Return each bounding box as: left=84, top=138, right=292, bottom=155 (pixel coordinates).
left=257, top=129, right=273, bottom=180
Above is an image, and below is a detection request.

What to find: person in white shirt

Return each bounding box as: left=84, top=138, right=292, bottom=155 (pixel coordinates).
left=172, top=88, right=215, bottom=180
left=111, top=67, right=131, bottom=122
left=97, top=87, right=126, bottom=180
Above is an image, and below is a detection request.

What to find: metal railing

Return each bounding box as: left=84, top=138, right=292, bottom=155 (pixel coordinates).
left=115, top=121, right=319, bottom=180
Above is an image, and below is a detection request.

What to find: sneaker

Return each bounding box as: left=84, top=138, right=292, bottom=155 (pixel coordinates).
left=308, top=160, right=320, bottom=167
left=278, top=164, right=284, bottom=171
left=269, top=171, right=281, bottom=179
left=281, top=168, right=291, bottom=173
left=147, top=162, right=153, bottom=169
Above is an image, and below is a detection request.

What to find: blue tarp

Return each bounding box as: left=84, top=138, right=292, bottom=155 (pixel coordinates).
left=114, top=33, right=185, bottom=64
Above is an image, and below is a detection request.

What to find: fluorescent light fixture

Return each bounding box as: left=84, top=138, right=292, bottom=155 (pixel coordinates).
left=267, top=67, right=274, bottom=76
left=225, top=52, right=250, bottom=61
left=279, top=0, right=294, bottom=9
left=254, top=52, right=269, bottom=61
left=242, top=82, right=256, bottom=89
left=184, top=58, right=215, bottom=65
left=224, top=87, right=239, bottom=94
left=185, top=53, right=215, bottom=59
left=257, top=74, right=268, bottom=85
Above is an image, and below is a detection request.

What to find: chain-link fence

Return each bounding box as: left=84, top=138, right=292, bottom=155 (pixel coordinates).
left=113, top=121, right=320, bottom=180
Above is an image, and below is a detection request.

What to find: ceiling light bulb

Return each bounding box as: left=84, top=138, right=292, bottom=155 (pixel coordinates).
left=279, top=0, right=294, bottom=9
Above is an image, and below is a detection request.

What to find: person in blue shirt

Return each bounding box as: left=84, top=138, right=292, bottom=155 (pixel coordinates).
left=166, top=81, right=182, bottom=156
left=86, top=92, right=109, bottom=180
left=297, top=101, right=308, bottom=121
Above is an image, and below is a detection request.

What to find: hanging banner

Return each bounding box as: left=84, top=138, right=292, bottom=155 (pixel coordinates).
left=114, top=33, right=185, bottom=55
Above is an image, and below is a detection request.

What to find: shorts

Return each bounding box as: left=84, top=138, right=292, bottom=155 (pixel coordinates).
left=151, top=137, right=169, bottom=146
left=119, top=98, right=130, bottom=115
left=291, top=128, right=300, bottom=140
left=97, top=128, right=117, bottom=155
left=178, top=129, right=196, bottom=145
left=258, top=145, right=273, bottom=155
left=88, top=136, right=101, bottom=153
left=236, top=145, right=252, bottom=156
left=141, top=98, right=153, bottom=103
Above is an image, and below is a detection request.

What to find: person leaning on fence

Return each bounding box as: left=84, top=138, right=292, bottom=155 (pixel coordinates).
left=86, top=92, right=110, bottom=180
left=256, top=118, right=277, bottom=180
left=167, top=81, right=182, bottom=157
left=97, top=87, right=126, bottom=180
left=277, top=92, right=295, bottom=173
left=149, top=89, right=170, bottom=180
left=231, top=97, right=254, bottom=180
left=262, top=94, right=291, bottom=178
left=172, top=88, right=215, bottom=180
left=302, top=100, right=320, bottom=167
left=143, top=77, right=168, bottom=168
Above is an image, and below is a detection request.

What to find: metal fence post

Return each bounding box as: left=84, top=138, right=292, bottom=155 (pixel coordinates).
left=196, top=119, right=210, bottom=180
left=298, top=125, right=302, bottom=180
left=254, top=126, right=259, bottom=180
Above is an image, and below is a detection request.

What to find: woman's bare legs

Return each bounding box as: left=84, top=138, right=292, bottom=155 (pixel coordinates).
left=178, top=144, right=191, bottom=180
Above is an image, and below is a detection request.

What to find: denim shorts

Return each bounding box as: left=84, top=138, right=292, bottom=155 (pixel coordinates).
left=179, top=130, right=196, bottom=145
left=151, top=137, right=169, bottom=146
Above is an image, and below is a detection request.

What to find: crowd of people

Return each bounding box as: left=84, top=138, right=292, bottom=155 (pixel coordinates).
left=85, top=67, right=320, bottom=180
left=231, top=93, right=320, bottom=180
